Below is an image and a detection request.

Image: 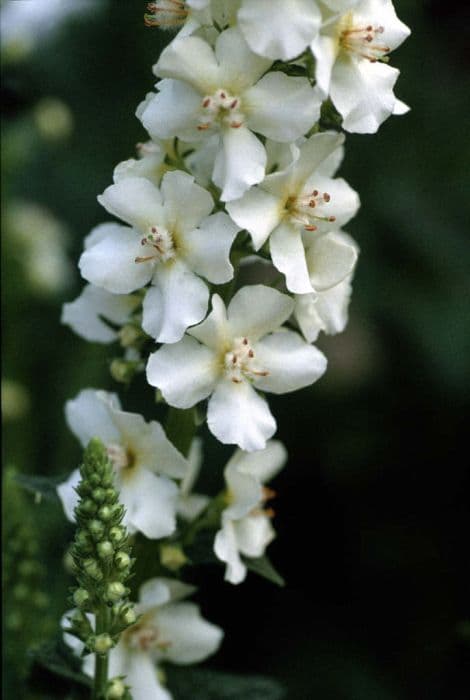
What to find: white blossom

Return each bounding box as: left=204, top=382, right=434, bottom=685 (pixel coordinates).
left=146, top=285, right=327, bottom=451
left=214, top=440, right=286, bottom=584
left=64, top=577, right=223, bottom=700
left=311, top=0, right=411, bottom=133
left=79, top=171, right=239, bottom=343
left=139, top=27, right=322, bottom=201
left=227, top=132, right=359, bottom=294
left=113, top=140, right=167, bottom=187
left=61, top=284, right=140, bottom=344
left=294, top=230, right=359, bottom=342
left=237, top=0, right=321, bottom=61
left=145, top=0, right=238, bottom=38
left=57, top=390, right=188, bottom=540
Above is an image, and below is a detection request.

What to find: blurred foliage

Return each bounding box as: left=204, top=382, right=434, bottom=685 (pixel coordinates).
left=2, top=1, right=469, bottom=698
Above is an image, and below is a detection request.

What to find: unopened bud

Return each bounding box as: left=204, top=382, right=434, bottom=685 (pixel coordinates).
left=106, top=581, right=126, bottom=603
left=120, top=606, right=137, bottom=627
left=119, top=324, right=141, bottom=348
left=88, top=519, right=105, bottom=539
left=160, top=543, right=187, bottom=572
left=109, top=526, right=126, bottom=545
left=110, top=359, right=139, bottom=384
left=90, top=633, right=114, bottom=655
left=97, top=541, right=114, bottom=559
left=80, top=498, right=97, bottom=515
left=73, top=588, right=90, bottom=608
left=114, top=552, right=131, bottom=570
left=92, top=487, right=106, bottom=503
left=98, top=505, right=114, bottom=522
left=107, top=678, right=126, bottom=699
left=83, top=558, right=103, bottom=581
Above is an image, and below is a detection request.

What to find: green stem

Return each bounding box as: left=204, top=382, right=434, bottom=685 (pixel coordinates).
left=92, top=604, right=110, bottom=700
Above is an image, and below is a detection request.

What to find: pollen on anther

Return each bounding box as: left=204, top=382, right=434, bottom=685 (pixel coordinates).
left=202, top=97, right=211, bottom=108
left=323, top=193, right=331, bottom=202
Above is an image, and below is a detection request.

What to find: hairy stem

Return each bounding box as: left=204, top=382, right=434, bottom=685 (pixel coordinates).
left=92, top=604, right=110, bottom=700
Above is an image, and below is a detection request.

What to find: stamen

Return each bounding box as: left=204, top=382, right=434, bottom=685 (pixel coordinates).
left=340, top=22, right=390, bottom=62
left=224, top=337, right=269, bottom=384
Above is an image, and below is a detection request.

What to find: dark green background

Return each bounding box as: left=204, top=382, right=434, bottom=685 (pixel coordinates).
left=2, top=1, right=469, bottom=698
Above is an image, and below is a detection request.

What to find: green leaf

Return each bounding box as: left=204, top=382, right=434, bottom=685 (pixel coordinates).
left=243, top=554, right=285, bottom=587
left=166, top=668, right=285, bottom=700
left=28, top=636, right=92, bottom=690
left=15, top=472, right=67, bottom=504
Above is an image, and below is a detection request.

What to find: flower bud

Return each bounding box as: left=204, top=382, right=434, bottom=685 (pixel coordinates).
left=80, top=498, right=97, bottom=515
left=83, top=558, right=103, bottom=581
left=98, top=505, right=113, bottom=522
left=90, top=633, right=114, bottom=655
left=92, top=487, right=106, bottom=503
left=73, top=588, right=90, bottom=608
left=88, top=519, right=105, bottom=539
left=114, top=552, right=131, bottom=570
left=97, top=541, right=114, bottom=559
left=105, top=582, right=126, bottom=603
left=110, top=359, right=139, bottom=384
left=107, top=678, right=126, bottom=699
left=119, top=605, right=137, bottom=627
left=75, top=530, right=93, bottom=550
left=109, top=526, right=126, bottom=545
left=160, top=543, right=187, bottom=572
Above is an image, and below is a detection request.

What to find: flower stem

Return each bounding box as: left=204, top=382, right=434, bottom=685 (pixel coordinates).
left=92, top=604, right=110, bottom=700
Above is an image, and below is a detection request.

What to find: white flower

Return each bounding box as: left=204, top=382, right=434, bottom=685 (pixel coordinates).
left=113, top=140, right=167, bottom=187
left=61, top=284, right=140, bottom=344
left=145, top=0, right=238, bottom=38
left=64, top=577, right=223, bottom=700
left=311, top=0, right=411, bottom=133
left=237, top=0, right=321, bottom=61
left=146, top=285, right=327, bottom=451
left=214, top=440, right=286, bottom=584
left=139, top=27, right=322, bottom=201
left=57, top=389, right=188, bottom=539
left=227, top=132, right=359, bottom=294
left=177, top=438, right=210, bottom=521
left=79, top=171, right=239, bottom=343
left=294, top=231, right=359, bottom=343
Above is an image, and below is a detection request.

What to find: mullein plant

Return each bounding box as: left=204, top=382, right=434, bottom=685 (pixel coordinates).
left=56, top=1, right=410, bottom=697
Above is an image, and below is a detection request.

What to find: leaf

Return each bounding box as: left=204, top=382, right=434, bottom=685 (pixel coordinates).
left=166, top=668, right=285, bottom=700
left=28, top=636, right=91, bottom=690
left=15, top=471, right=68, bottom=504
left=243, top=554, right=285, bottom=587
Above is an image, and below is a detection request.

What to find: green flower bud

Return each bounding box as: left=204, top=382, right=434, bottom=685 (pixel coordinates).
left=120, top=606, right=136, bottom=627
left=98, top=505, right=113, bottom=522
left=110, top=358, right=139, bottom=384
left=109, top=526, right=126, bottom=545
left=160, top=543, right=188, bottom=572
left=92, top=487, right=106, bottom=503
left=73, top=588, right=90, bottom=608
left=104, top=488, right=117, bottom=503
left=114, top=552, right=131, bottom=570
left=105, top=582, right=126, bottom=603
left=107, top=678, right=126, bottom=699
left=90, top=633, right=114, bottom=655
left=76, top=529, right=93, bottom=550
left=88, top=519, right=105, bottom=539
left=80, top=498, right=97, bottom=515
left=70, top=609, right=93, bottom=638
left=89, top=472, right=101, bottom=487
left=97, top=541, right=114, bottom=559
left=83, top=558, right=103, bottom=581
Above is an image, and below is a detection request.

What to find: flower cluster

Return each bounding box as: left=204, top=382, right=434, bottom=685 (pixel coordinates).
left=59, top=2, right=410, bottom=697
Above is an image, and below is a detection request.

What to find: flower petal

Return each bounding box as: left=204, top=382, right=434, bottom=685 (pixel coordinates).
left=155, top=602, right=224, bottom=664
left=311, top=34, right=339, bottom=96
left=182, top=212, right=239, bottom=284
left=238, top=0, right=320, bottom=61
left=142, top=260, right=209, bottom=343
left=57, top=469, right=80, bottom=522
left=109, top=409, right=187, bottom=479
left=226, top=439, right=287, bottom=483
left=245, top=73, right=322, bottom=142
left=295, top=276, right=353, bottom=342
left=161, top=170, right=213, bottom=232
left=330, top=55, right=400, bottom=133
left=154, top=35, right=219, bottom=94
left=207, top=378, right=276, bottom=451
left=254, top=329, right=327, bottom=394
left=61, top=285, right=139, bottom=344
left=270, top=221, right=312, bottom=294
left=187, top=293, right=230, bottom=351
left=234, top=514, right=275, bottom=558
left=120, top=470, right=179, bottom=539
left=213, top=125, right=266, bottom=202
left=139, top=577, right=195, bottom=609
left=306, top=230, right=358, bottom=291
left=65, top=389, right=121, bottom=447
left=79, top=223, right=154, bottom=294
left=139, top=79, right=203, bottom=142
left=227, top=285, right=294, bottom=341
left=97, top=178, right=164, bottom=231
left=120, top=651, right=172, bottom=700
left=214, top=520, right=247, bottom=584
left=215, top=27, right=271, bottom=92
left=147, top=336, right=219, bottom=409
left=226, top=186, right=283, bottom=251
left=224, top=463, right=263, bottom=520
left=301, top=175, right=360, bottom=231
